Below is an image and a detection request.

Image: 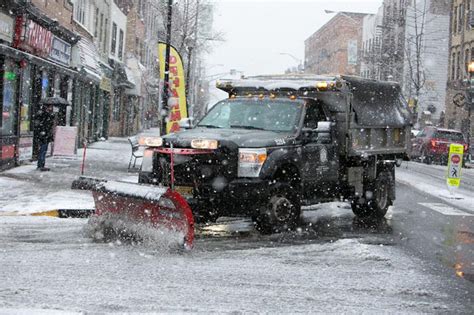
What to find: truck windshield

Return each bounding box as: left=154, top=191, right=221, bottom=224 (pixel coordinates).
left=197, top=99, right=303, bottom=132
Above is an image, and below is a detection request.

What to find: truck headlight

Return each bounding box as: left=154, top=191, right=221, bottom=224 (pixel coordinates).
left=140, top=137, right=163, bottom=147
left=238, top=148, right=267, bottom=177
left=191, top=139, right=218, bottom=149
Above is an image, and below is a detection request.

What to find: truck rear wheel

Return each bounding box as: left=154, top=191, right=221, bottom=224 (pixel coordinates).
left=351, top=171, right=392, bottom=219
left=253, top=182, right=301, bottom=234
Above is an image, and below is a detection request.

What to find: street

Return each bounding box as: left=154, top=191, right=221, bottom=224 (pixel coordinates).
left=0, top=139, right=473, bottom=313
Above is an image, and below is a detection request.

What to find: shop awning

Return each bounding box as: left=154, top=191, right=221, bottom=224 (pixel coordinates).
left=113, top=61, right=135, bottom=89
left=74, top=38, right=103, bottom=83
left=0, top=44, right=77, bottom=76
left=125, top=57, right=144, bottom=96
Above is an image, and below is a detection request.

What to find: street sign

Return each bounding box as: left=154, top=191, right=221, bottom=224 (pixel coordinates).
left=453, top=93, right=466, bottom=108
left=446, top=144, right=464, bottom=188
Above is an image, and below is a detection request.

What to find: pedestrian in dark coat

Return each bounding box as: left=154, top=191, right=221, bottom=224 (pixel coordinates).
left=35, top=104, right=55, bottom=171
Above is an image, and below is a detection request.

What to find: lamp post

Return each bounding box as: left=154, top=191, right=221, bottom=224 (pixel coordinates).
left=161, top=0, right=173, bottom=136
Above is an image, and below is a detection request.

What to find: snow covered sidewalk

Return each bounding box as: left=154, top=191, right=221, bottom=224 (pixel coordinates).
left=0, top=136, right=142, bottom=215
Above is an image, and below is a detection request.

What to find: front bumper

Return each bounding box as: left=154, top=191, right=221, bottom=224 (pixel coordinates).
left=138, top=172, right=269, bottom=215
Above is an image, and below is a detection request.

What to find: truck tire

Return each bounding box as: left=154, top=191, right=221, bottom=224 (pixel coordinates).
left=351, top=171, right=392, bottom=219
left=253, top=182, right=301, bottom=234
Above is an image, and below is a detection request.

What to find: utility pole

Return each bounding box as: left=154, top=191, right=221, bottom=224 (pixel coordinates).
left=161, top=0, right=173, bottom=136
left=185, top=0, right=200, bottom=120
left=467, top=62, right=474, bottom=160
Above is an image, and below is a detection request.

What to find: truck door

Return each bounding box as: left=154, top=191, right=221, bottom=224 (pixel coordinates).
left=301, top=100, right=339, bottom=189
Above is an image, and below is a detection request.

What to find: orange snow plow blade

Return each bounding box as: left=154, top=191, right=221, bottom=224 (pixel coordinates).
left=72, top=176, right=194, bottom=249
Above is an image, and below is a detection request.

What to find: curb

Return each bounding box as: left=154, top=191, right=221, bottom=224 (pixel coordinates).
left=0, top=209, right=95, bottom=218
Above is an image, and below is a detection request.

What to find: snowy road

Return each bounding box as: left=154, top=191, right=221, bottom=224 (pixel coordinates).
left=1, top=201, right=473, bottom=313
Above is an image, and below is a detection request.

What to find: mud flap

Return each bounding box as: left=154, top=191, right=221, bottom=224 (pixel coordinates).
left=72, top=176, right=194, bottom=249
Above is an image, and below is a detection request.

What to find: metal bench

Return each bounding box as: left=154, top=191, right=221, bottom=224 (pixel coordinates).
left=128, top=137, right=143, bottom=170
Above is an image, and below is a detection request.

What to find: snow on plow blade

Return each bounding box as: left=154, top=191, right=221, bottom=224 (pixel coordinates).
left=72, top=176, right=194, bottom=249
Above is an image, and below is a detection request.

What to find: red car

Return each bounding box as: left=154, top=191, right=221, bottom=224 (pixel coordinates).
left=411, top=127, right=468, bottom=165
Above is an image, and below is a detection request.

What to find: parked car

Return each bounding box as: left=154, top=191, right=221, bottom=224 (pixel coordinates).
left=410, top=127, right=468, bottom=165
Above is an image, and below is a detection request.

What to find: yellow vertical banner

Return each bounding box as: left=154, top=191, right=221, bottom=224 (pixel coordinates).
left=446, top=144, right=464, bottom=188
left=158, top=42, right=188, bottom=133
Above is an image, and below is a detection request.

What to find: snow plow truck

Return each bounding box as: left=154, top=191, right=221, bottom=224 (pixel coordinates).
left=74, top=75, right=412, bottom=247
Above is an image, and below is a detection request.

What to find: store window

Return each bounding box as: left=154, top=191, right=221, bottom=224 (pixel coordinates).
left=41, top=70, right=50, bottom=99
left=1, top=58, right=19, bottom=136
left=20, top=64, right=31, bottom=134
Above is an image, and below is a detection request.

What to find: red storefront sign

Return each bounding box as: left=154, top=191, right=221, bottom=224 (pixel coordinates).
left=13, top=15, right=53, bottom=58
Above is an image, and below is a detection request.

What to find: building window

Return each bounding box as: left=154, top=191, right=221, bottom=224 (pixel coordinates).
left=111, top=23, right=117, bottom=55
left=459, top=4, right=464, bottom=33
left=74, top=0, right=88, bottom=26
left=454, top=6, right=458, bottom=34
left=94, top=7, right=99, bottom=37
left=99, top=13, right=103, bottom=43
left=135, top=37, right=140, bottom=57
left=104, top=18, right=108, bottom=53
left=456, top=51, right=461, bottom=79
left=465, top=48, right=470, bottom=76
left=451, top=52, right=456, bottom=80
left=118, top=29, right=124, bottom=61
left=467, top=1, right=471, bottom=30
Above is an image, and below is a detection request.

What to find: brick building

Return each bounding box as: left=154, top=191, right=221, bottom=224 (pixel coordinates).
left=304, top=12, right=368, bottom=75
left=445, top=0, right=473, bottom=148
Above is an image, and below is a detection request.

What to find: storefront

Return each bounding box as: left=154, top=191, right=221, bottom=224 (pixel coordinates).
left=0, top=9, right=78, bottom=170
left=0, top=10, right=19, bottom=169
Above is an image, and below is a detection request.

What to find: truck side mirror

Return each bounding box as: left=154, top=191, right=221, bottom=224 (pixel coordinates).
left=315, top=121, right=332, bottom=143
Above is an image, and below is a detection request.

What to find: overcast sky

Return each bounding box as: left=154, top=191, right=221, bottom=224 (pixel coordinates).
left=205, top=0, right=383, bottom=76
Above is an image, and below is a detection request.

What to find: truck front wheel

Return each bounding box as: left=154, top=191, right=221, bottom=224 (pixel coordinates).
left=253, top=182, right=301, bottom=234
left=351, top=171, right=393, bottom=219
